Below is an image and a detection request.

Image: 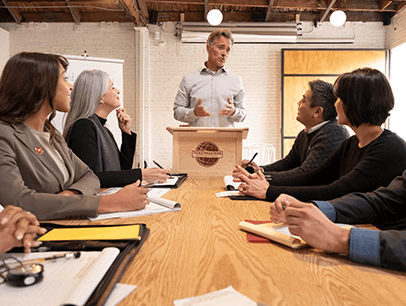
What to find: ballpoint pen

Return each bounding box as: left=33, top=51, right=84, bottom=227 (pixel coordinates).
left=152, top=160, right=173, bottom=179
left=247, top=152, right=258, bottom=165
left=2, top=252, right=81, bottom=270
left=141, top=180, right=159, bottom=188
left=245, top=152, right=258, bottom=174
left=153, top=160, right=164, bottom=169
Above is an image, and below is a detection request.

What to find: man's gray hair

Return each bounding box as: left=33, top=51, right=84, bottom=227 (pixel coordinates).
left=207, top=29, right=234, bottom=46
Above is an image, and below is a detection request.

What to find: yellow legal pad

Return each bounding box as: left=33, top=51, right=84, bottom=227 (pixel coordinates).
left=38, top=224, right=141, bottom=241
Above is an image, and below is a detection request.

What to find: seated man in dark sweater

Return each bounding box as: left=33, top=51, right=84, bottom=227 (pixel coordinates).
left=234, top=79, right=349, bottom=181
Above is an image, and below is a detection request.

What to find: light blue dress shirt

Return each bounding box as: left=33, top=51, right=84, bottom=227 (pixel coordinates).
left=313, top=201, right=381, bottom=267
left=173, top=65, right=247, bottom=127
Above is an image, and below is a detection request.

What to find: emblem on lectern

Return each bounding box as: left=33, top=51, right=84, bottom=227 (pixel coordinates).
left=192, top=141, right=223, bottom=168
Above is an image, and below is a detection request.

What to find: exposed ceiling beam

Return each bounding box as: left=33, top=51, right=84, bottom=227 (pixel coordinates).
left=1, top=0, right=400, bottom=24
left=156, top=10, right=384, bottom=23
left=4, top=0, right=400, bottom=12
left=16, top=11, right=131, bottom=22
left=379, top=0, right=392, bottom=11
left=204, top=0, right=208, bottom=21
left=265, top=0, right=275, bottom=22
left=118, top=0, right=145, bottom=26
left=319, top=0, right=336, bottom=23
left=146, top=0, right=269, bottom=6
left=137, top=0, right=149, bottom=24
left=5, top=9, right=387, bottom=24
left=396, top=1, right=406, bottom=12
left=144, top=0, right=400, bottom=12
left=1, top=0, right=21, bottom=23
left=65, top=0, right=80, bottom=24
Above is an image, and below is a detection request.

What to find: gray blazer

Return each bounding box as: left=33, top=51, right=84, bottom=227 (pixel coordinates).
left=0, top=121, right=100, bottom=220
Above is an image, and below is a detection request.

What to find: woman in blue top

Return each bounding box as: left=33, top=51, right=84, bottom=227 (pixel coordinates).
left=63, top=69, right=170, bottom=188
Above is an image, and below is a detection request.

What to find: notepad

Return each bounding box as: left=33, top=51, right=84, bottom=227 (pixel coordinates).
left=239, top=221, right=352, bottom=249
left=1, top=248, right=119, bottom=306
left=239, top=221, right=308, bottom=249
left=224, top=175, right=241, bottom=190
left=93, top=188, right=182, bottom=221
left=38, top=224, right=141, bottom=241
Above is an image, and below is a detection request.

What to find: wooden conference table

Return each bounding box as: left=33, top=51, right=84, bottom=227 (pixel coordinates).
left=54, top=178, right=406, bottom=306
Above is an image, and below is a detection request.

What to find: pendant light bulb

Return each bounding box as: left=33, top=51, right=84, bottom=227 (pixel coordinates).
left=330, top=10, right=347, bottom=27
left=207, top=9, right=223, bottom=26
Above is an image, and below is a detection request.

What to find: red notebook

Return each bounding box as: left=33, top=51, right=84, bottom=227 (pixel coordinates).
left=244, top=220, right=272, bottom=243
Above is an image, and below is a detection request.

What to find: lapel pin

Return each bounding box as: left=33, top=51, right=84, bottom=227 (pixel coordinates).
left=34, top=147, right=43, bottom=154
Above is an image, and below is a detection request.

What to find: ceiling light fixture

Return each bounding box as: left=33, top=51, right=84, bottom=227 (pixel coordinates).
left=330, top=10, right=347, bottom=27
left=207, top=9, right=223, bottom=26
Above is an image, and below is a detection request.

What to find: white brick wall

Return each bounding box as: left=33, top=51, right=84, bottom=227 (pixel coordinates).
left=146, top=21, right=387, bottom=167
left=386, top=8, right=406, bottom=49
left=0, top=22, right=138, bottom=153
left=0, top=27, right=9, bottom=72
left=1, top=20, right=402, bottom=170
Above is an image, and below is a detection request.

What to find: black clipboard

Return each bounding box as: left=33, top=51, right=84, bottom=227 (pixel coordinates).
left=11, top=222, right=149, bottom=306
left=149, top=173, right=188, bottom=189
left=229, top=194, right=269, bottom=201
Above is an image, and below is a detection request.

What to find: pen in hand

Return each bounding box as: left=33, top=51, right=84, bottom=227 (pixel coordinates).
left=153, top=160, right=164, bottom=169
left=247, top=152, right=258, bottom=165
left=152, top=160, right=173, bottom=179
left=245, top=152, right=258, bottom=174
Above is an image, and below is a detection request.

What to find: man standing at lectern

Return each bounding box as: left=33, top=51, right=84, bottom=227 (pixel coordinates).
left=173, top=29, right=247, bottom=127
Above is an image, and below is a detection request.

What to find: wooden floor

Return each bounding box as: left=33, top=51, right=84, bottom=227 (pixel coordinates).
left=55, top=178, right=406, bottom=306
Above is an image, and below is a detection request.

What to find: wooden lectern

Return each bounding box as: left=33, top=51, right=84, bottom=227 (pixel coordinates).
left=166, top=127, right=249, bottom=177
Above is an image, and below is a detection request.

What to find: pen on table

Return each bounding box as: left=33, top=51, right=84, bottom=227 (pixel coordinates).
left=152, top=160, right=173, bottom=179
left=4, top=252, right=81, bottom=269
left=141, top=180, right=159, bottom=188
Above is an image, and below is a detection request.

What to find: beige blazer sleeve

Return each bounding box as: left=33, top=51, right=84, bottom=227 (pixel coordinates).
left=0, top=122, right=101, bottom=220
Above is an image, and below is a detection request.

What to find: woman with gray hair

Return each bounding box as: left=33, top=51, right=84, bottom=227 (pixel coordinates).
left=64, top=69, right=169, bottom=187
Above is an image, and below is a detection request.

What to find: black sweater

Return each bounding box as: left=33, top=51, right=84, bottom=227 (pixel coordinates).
left=67, top=115, right=142, bottom=188
left=263, top=119, right=349, bottom=181
left=266, top=130, right=406, bottom=202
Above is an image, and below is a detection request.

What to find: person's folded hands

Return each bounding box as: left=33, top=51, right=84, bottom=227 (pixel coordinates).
left=0, top=206, right=46, bottom=254
left=234, top=165, right=269, bottom=199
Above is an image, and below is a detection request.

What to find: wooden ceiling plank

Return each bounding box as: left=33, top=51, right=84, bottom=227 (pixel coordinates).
left=65, top=0, right=80, bottom=24
left=265, top=0, right=275, bottom=22
left=379, top=0, right=392, bottom=11
left=319, top=0, right=336, bottom=23
left=147, top=0, right=269, bottom=7
left=396, top=1, right=406, bottom=12
left=137, top=0, right=149, bottom=23
left=119, top=0, right=144, bottom=26
left=204, top=0, right=207, bottom=21
left=19, top=10, right=131, bottom=22
left=1, top=0, right=22, bottom=23
left=145, top=0, right=396, bottom=11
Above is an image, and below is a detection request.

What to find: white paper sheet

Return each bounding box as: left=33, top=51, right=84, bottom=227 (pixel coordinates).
left=173, top=286, right=256, bottom=306
left=92, top=188, right=179, bottom=221
left=216, top=191, right=240, bottom=197
left=104, top=283, right=137, bottom=306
